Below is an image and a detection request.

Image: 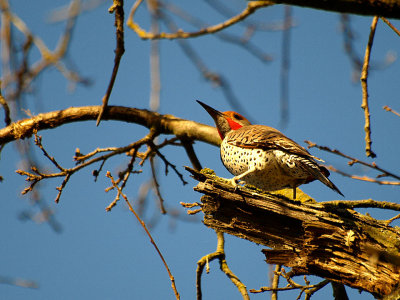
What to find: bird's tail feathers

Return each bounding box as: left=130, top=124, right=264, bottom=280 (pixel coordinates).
left=302, top=159, right=344, bottom=197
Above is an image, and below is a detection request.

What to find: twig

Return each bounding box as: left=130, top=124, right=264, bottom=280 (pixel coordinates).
left=322, top=199, right=400, bottom=212
left=150, top=156, right=167, bottom=214
left=34, top=133, right=66, bottom=172
left=360, top=16, right=378, bottom=158
left=164, top=2, right=273, bottom=63
left=17, top=131, right=156, bottom=203
left=106, top=172, right=180, bottom=299
left=127, top=0, right=273, bottom=40
left=380, top=17, right=400, bottom=37
left=305, top=140, right=400, bottom=181
left=384, top=213, right=400, bottom=226
left=340, top=14, right=363, bottom=80
left=383, top=105, right=400, bottom=117
left=250, top=270, right=329, bottom=298
left=196, top=231, right=249, bottom=300
left=0, top=275, right=38, bottom=289
left=327, top=165, right=400, bottom=186
left=159, top=12, right=254, bottom=121
left=148, top=141, right=188, bottom=185
left=0, top=81, right=11, bottom=125
left=204, top=0, right=287, bottom=31
left=271, top=264, right=281, bottom=300
left=149, top=0, right=161, bottom=111
left=96, top=0, right=125, bottom=125
left=279, top=5, right=292, bottom=128
left=180, top=138, right=202, bottom=171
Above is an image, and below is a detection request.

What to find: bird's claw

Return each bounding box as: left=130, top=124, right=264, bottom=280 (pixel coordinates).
left=229, top=177, right=245, bottom=192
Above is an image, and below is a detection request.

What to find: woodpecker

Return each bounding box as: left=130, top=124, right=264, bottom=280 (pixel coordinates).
left=197, top=100, right=344, bottom=199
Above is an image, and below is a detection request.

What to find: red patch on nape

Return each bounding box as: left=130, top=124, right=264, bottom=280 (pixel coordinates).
left=227, top=118, right=243, bottom=130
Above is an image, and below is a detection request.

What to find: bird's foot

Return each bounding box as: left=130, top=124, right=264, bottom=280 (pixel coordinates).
left=229, top=177, right=245, bottom=192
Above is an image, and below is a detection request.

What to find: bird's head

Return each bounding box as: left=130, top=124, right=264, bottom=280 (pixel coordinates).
left=197, top=100, right=251, bottom=139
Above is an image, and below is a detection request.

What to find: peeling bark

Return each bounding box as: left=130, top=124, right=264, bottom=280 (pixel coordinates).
left=187, top=167, right=400, bottom=298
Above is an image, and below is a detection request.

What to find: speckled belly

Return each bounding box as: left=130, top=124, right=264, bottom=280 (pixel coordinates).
left=220, top=141, right=309, bottom=191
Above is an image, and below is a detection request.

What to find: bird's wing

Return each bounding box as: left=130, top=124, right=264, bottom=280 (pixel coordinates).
left=226, top=125, right=312, bottom=158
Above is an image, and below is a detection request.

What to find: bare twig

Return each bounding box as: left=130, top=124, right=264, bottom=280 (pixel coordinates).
left=97, top=0, right=125, bottom=125
left=250, top=268, right=329, bottom=297
left=340, top=14, right=363, bottom=80
left=159, top=12, right=253, bottom=121
left=322, top=199, right=400, bottom=212
left=380, top=17, right=400, bottom=37
left=327, top=165, right=400, bottom=186
left=0, top=275, right=38, bottom=289
left=384, top=213, right=400, bottom=226
left=17, top=131, right=156, bottom=203
left=196, top=231, right=249, bottom=300
left=271, top=264, right=281, bottom=300
left=180, top=138, right=203, bottom=171
left=305, top=140, right=400, bottom=181
left=106, top=172, right=180, bottom=299
left=0, top=81, right=11, bottom=125
left=204, top=0, right=288, bottom=31
left=279, top=5, right=292, bottom=128
left=383, top=105, right=400, bottom=117
left=148, top=141, right=188, bottom=185
left=164, top=2, right=273, bottom=63
left=149, top=0, right=161, bottom=111
left=360, top=16, right=378, bottom=158
left=127, top=0, right=273, bottom=40
left=150, top=156, right=167, bottom=214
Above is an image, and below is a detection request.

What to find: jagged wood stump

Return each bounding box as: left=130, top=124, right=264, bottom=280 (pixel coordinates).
left=186, top=167, right=400, bottom=298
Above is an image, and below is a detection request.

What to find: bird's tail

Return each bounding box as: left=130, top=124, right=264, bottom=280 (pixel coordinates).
left=302, top=160, right=344, bottom=197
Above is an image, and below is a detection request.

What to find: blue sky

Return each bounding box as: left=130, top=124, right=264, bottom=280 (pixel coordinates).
left=1, top=1, right=400, bottom=299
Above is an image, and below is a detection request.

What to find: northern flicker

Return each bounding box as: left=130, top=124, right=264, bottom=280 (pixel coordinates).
left=197, top=100, right=344, bottom=198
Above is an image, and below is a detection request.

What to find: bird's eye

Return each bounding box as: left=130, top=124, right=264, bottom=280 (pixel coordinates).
left=233, top=114, right=242, bottom=120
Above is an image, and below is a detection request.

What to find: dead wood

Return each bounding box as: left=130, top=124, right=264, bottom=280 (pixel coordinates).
left=186, top=167, right=400, bottom=298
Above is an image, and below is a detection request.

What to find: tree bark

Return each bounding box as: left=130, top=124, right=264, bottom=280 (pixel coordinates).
left=187, top=167, right=400, bottom=298
left=275, top=0, right=400, bottom=19
left=0, top=105, right=220, bottom=147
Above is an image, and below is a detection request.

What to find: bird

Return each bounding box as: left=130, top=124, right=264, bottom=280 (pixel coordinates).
left=197, top=100, right=344, bottom=199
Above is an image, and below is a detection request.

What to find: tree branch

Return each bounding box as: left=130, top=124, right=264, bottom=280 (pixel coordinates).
left=0, top=105, right=221, bottom=147
left=186, top=167, right=400, bottom=298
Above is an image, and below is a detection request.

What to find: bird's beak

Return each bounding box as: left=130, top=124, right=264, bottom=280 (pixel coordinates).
left=196, top=100, right=224, bottom=121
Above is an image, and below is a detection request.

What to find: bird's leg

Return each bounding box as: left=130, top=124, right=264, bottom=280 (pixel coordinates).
left=229, top=167, right=257, bottom=190
left=292, top=187, right=297, bottom=199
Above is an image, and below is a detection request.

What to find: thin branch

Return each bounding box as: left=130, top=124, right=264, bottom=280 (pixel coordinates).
left=250, top=268, right=329, bottom=297
left=322, top=199, right=400, bottom=212
left=305, top=140, right=400, bottom=181
left=164, top=2, right=273, bottom=63
left=106, top=172, right=180, bottom=299
left=17, top=131, right=156, bottom=203
left=150, top=156, right=167, bottom=214
left=327, top=165, right=400, bottom=186
left=127, top=0, right=273, bottom=40
left=384, top=213, right=400, bottom=226
left=148, top=141, right=188, bottom=185
left=0, top=81, right=11, bottom=125
left=0, top=275, right=38, bottom=289
left=279, top=5, right=292, bottom=128
left=271, top=264, right=281, bottom=300
left=159, top=12, right=254, bottom=121
left=196, top=231, right=249, bottom=300
left=383, top=105, right=400, bottom=117
left=96, top=0, right=125, bottom=125
left=380, top=17, right=400, bottom=37
left=180, top=138, right=202, bottom=171
left=360, top=16, right=378, bottom=158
